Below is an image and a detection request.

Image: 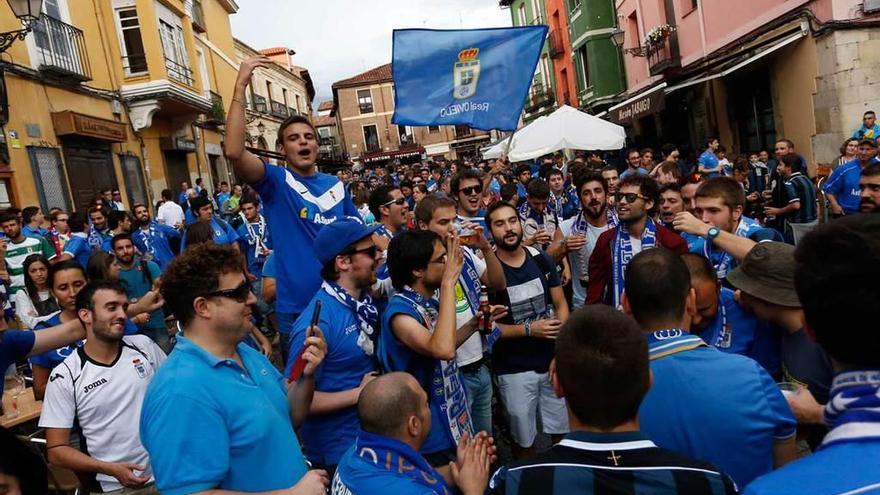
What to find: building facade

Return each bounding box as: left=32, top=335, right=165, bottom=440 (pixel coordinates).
left=332, top=64, right=493, bottom=166
left=564, top=0, right=626, bottom=111
left=501, top=0, right=558, bottom=123
left=315, top=100, right=342, bottom=161
left=0, top=0, right=241, bottom=212
left=233, top=40, right=315, bottom=163
left=609, top=0, right=880, bottom=169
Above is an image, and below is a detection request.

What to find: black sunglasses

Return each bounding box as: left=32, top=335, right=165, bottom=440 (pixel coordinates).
left=203, top=281, right=251, bottom=303
left=459, top=185, right=483, bottom=196
left=382, top=197, right=407, bottom=207
left=342, top=245, right=379, bottom=259
left=614, top=192, right=648, bottom=204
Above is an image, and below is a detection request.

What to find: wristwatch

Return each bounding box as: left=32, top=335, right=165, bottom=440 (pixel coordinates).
left=705, top=226, right=721, bottom=242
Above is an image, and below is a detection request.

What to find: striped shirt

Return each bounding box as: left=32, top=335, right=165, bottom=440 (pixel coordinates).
left=488, top=431, right=739, bottom=495
left=4, top=235, right=55, bottom=294
left=782, top=172, right=817, bottom=224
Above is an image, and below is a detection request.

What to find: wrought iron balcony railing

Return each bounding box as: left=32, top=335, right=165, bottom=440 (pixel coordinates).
left=251, top=94, right=267, bottom=113
left=32, top=14, right=91, bottom=82
left=270, top=99, right=289, bottom=118
left=165, top=57, right=194, bottom=86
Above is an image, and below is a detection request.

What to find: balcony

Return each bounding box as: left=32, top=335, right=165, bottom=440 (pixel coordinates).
left=251, top=94, right=267, bottom=113
left=524, top=84, right=555, bottom=114
left=203, top=91, right=224, bottom=126
left=191, top=0, right=207, bottom=33
left=454, top=125, right=471, bottom=139
left=165, top=57, right=194, bottom=86
left=32, top=14, right=91, bottom=82
left=548, top=30, right=565, bottom=58
left=530, top=14, right=545, bottom=26
left=358, top=102, right=374, bottom=114
left=270, top=100, right=289, bottom=118
left=319, top=136, right=336, bottom=146
left=647, top=30, right=681, bottom=76
left=288, top=106, right=298, bottom=117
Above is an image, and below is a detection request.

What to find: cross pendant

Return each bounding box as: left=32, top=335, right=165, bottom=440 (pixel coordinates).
left=607, top=451, right=622, bottom=466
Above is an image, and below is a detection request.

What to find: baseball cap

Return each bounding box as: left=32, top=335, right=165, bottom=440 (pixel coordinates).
left=726, top=241, right=800, bottom=307
left=314, top=218, right=380, bottom=266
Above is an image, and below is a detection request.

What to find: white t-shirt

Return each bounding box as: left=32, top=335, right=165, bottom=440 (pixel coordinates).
left=156, top=201, right=185, bottom=227
left=454, top=248, right=487, bottom=367
left=560, top=217, right=612, bottom=308
left=12, top=290, right=54, bottom=330
left=39, top=335, right=166, bottom=492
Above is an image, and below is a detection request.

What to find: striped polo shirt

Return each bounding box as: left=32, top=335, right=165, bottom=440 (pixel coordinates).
left=488, top=431, right=738, bottom=494
left=5, top=235, right=56, bottom=294
left=782, top=172, right=817, bottom=224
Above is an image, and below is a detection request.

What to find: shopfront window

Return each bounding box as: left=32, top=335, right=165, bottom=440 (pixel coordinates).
left=27, top=146, right=72, bottom=213
left=119, top=153, right=147, bottom=207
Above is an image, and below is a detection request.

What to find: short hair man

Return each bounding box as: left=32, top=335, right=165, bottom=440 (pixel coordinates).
left=824, top=138, right=880, bottom=216
left=518, top=178, right=564, bottom=255
left=21, top=206, right=47, bottom=238
left=601, top=166, right=620, bottom=195
left=546, top=168, right=578, bottom=220
left=131, top=203, right=180, bottom=271
left=141, top=243, right=329, bottom=494
left=680, top=173, right=702, bottom=215
left=623, top=248, right=796, bottom=486
left=57, top=212, right=92, bottom=268
left=673, top=177, right=778, bottom=279
left=368, top=185, right=408, bottom=251
left=112, top=234, right=169, bottom=352
left=486, top=202, right=570, bottom=459
left=110, top=189, right=125, bottom=211
left=658, top=183, right=684, bottom=228
left=41, top=280, right=166, bottom=494
left=182, top=196, right=240, bottom=249
left=156, top=189, right=185, bottom=228
left=744, top=215, right=880, bottom=494
left=766, top=154, right=818, bottom=244
left=559, top=171, right=617, bottom=307
left=451, top=168, right=488, bottom=234
left=852, top=109, right=880, bottom=142
left=488, top=306, right=738, bottom=494
left=332, top=373, right=492, bottom=495
left=46, top=209, right=70, bottom=258
left=88, top=207, right=111, bottom=251
left=587, top=175, right=687, bottom=307
left=698, top=137, right=723, bottom=177
left=0, top=211, right=56, bottom=294
left=620, top=149, right=647, bottom=179
left=101, top=210, right=132, bottom=252
left=859, top=163, right=880, bottom=213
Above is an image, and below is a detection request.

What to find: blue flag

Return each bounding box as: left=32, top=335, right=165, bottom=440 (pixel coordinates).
left=391, top=26, right=548, bottom=132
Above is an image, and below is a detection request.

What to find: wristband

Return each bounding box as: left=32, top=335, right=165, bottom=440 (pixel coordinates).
left=524, top=321, right=532, bottom=337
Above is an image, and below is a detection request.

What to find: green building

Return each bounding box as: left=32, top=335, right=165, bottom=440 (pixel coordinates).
left=500, top=0, right=557, bottom=124
left=564, top=0, right=626, bottom=111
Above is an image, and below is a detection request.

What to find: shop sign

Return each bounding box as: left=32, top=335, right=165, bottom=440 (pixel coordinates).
left=611, top=90, right=665, bottom=124
left=52, top=111, right=127, bottom=142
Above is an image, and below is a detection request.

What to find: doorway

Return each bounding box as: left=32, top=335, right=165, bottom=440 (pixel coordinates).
left=163, top=151, right=191, bottom=195
left=61, top=138, right=117, bottom=211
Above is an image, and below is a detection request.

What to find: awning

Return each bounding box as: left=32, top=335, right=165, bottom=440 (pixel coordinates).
left=361, top=146, right=425, bottom=164
left=665, top=27, right=807, bottom=94
left=607, top=83, right=667, bottom=124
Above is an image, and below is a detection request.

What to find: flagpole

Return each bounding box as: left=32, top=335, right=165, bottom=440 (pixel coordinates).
left=501, top=128, right=516, bottom=161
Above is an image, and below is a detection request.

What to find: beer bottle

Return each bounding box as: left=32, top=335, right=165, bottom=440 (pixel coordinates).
left=479, top=285, right=492, bottom=335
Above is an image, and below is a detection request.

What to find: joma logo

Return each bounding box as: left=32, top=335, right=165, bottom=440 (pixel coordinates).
left=82, top=378, right=108, bottom=394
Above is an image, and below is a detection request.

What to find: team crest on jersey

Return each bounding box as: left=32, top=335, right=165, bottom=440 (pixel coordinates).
left=132, top=358, right=147, bottom=379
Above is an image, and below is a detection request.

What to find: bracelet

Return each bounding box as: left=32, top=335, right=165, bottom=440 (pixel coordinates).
left=524, top=321, right=531, bottom=337
left=231, top=97, right=246, bottom=105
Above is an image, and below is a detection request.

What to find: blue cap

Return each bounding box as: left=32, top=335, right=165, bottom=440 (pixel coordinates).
left=314, top=218, right=380, bottom=266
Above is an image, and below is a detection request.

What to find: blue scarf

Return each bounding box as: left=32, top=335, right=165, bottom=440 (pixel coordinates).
left=397, top=288, right=474, bottom=444
left=821, top=370, right=880, bottom=449
left=611, top=218, right=657, bottom=308
left=570, top=208, right=615, bottom=284
left=703, top=217, right=755, bottom=279
left=322, top=281, right=379, bottom=356
left=458, top=250, right=502, bottom=352
left=517, top=202, right=557, bottom=248
left=87, top=225, right=104, bottom=250
left=374, top=224, right=394, bottom=242
left=353, top=430, right=452, bottom=494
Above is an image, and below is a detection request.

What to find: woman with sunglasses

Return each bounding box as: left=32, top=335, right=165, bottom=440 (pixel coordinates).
left=12, top=254, right=60, bottom=330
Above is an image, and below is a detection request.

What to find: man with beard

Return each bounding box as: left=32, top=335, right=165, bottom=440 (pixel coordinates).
left=547, top=168, right=578, bottom=220
left=285, top=219, right=382, bottom=476
left=226, top=57, right=358, bottom=363
left=560, top=172, right=616, bottom=308
left=0, top=211, right=56, bottom=295
left=518, top=178, right=564, bottom=254
left=487, top=201, right=570, bottom=459
left=658, top=183, right=684, bottom=229
left=369, top=185, right=408, bottom=252
left=859, top=163, right=880, bottom=213
left=681, top=253, right=780, bottom=375
left=681, top=173, right=702, bottom=215
left=131, top=203, right=180, bottom=271
left=620, top=149, right=647, bottom=180
left=41, top=280, right=166, bottom=494
left=826, top=139, right=880, bottom=217
left=113, top=234, right=169, bottom=352
left=88, top=207, right=112, bottom=251
left=101, top=210, right=133, bottom=252
left=587, top=175, right=687, bottom=307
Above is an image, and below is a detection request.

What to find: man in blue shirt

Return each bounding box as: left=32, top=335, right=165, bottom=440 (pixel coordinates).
left=177, top=180, right=190, bottom=207
left=140, top=243, right=330, bottom=495
left=823, top=138, right=880, bottom=216
left=745, top=214, right=880, bottom=494
left=698, top=137, right=723, bottom=177
left=284, top=219, right=381, bottom=473
left=59, top=212, right=93, bottom=269
left=226, top=57, right=359, bottom=363
left=112, top=234, right=170, bottom=352
left=851, top=110, right=880, bottom=141
left=236, top=197, right=272, bottom=280
left=620, top=148, right=648, bottom=179
left=131, top=204, right=180, bottom=271
left=767, top=154, right=818, bottom=244
left=623, top=248, right=797, bottom=487
left=21, top=206, right=48, bottom=238
left=182, top=196, right=239, bottom=249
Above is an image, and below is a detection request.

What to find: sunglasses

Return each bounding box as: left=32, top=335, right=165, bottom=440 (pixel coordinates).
left=382, top=197, right=407, bottom=207
left=203, top=281, right=251, bottom=303
left=342, top=245, right=379, bottom=259
left=459, top=185, right=483, bottom=196
left=614, top=192, right=648, bottom=204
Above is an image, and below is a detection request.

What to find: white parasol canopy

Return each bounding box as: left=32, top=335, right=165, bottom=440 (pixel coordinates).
left=504, top=105, right=625, bottom=162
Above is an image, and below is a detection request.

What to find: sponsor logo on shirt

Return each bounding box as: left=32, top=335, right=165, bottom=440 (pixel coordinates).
left=133, top=358, right=147, bottom=379
left=49, top=373, right=64, bottom=382
left=82, top=378, right=108, bottom=394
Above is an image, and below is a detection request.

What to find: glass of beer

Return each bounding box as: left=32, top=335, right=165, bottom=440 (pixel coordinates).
left=456, top=222, right=480, bottom=247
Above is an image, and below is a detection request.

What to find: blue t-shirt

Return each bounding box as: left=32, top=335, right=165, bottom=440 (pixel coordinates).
left=251, top=163, right=358, bottom=315
left=22, top=225, right=48, bottom=238
left=696, top=288, right=781, bottom=375
left=216, top=191, right=230, bottom=208
left=262, top=253, right=276, bottom=279
left=118, top=260, right=165, bottom=332
left=333, top=436, right=448, bottom=495
left=63, top=234, right=92, bottom=268
left=619, top=167, right=648, bottom=179
left=852, top=123, right=880, bottom=141
left=639, top=330, right=796, bottom=487
left=177, top=192, right=188, bottom=206
left=379, top=296, right=456, bottom=455
left=141, top=335, right=308, bottom=495
left=131, top=222, right=180, bottom=271
left=823, top=158, right=879, bottom=214
left=283, top=290, right=376, bottom=465
left=0, top=330, right=35, bottom=395
left=699, top=150, right=722, bottom=177
left=236, top=220, right=272, bottom=279
left=180, top=217, right=239, bottom=251
left=28, top=313, right=84, bottom=370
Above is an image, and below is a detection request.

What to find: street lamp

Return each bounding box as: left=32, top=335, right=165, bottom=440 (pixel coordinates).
left=610, top=27, right=625, bottom=49
left=1, top=0, right=43, bottom=53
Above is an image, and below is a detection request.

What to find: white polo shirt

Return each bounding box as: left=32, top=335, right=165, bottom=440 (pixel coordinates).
left=40, top=335, right=166, bottom=492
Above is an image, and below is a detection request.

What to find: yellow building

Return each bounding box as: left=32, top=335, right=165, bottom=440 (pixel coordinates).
left=0, top=0, right=240, bottom=212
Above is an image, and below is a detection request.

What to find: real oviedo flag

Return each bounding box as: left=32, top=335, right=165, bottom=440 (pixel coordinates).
left=391, top=26, right=548, bottom=132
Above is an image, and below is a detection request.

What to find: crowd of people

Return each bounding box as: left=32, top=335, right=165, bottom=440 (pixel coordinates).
left=0, top=56, right=878, bottom=495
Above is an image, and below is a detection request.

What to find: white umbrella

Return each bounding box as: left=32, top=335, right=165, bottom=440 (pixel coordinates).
left=507, top=105, right=625, bottom=162
left=481, top=139, right=509, bottom=159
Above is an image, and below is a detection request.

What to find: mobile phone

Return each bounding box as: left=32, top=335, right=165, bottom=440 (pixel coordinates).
left=288, top=300, right=321, bottom=382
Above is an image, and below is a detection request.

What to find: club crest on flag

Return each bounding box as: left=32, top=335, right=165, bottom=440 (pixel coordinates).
left=453, top=48, right=480, bottom=100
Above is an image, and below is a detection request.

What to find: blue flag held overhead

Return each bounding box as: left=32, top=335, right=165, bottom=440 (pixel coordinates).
left=391, top=26, right=548, bottom=132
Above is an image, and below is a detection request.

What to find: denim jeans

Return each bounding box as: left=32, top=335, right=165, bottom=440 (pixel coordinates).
left=461, top=363, right=493, bottom=436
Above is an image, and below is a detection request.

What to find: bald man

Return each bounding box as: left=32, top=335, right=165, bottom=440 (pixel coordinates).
left=331, top=373, right=490, bottom=495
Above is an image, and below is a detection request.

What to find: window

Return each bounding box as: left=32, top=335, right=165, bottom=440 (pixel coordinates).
left=398, top=125, right=414, bottom=146
left=115, top=7, right=147, bottom=74
left=318, top=127, right=330, bottom=138
left=119, top=153, right=147, bottom=207
left=517, top=4, right=527, bottom=26
left=531, top=0, right=543, bottom=24
left=357, top=89, right=374, bottom=114
left=295, top=94, right=302, bottom=114
left=577, top=45, right=591, bottom=91
left=266, top=81, right=273, bottom=101
left=541, top=56, right=552, bottom=90
left=282, top=88, right=289, bottom=108
left=28, top=146, right=71, bottom=213
left=363, top=124, right=380, bottom=152
left=428, top=126, right=440, bottom=133
left=156, top=2, right=192, bottom=85
left=567, top=0, right=581, bottom=13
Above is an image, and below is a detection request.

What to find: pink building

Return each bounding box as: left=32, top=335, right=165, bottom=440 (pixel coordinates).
left=609, top=0, right=880, bottom=167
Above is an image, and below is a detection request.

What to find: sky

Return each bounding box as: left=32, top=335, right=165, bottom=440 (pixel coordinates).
left=230, top=0, right=512, bottom=107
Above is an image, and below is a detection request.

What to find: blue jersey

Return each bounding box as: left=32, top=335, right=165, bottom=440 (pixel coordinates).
left=251, top=163, right=358, bottom=315
left=118, top=260, right=165, bottom=332
left=28, top=313, right=83, bottom=370
left=131, top=222, right=180, bottom=270
left=22, top=225, right=48, bottom=238
left=823, top=158, right=878, bottom=214
left=181, top=217, right=238, bottom=251
left=236, top=220, right=272, bottom=279
left=699, top=150, right=722, bottom=177
left=852, top=123, right=880, bottom=141
left=63, top=233, right=92, bottom=268
left=333, top=435, right=450, bottom=495
left=284, top=290, right=376, bottom=466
